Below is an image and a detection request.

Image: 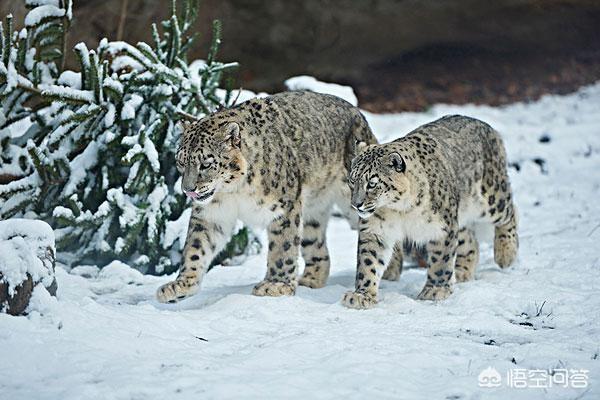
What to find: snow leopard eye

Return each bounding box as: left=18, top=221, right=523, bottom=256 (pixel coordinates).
left=367, top=177, right=379, bottom=189
left=200, top=157, right=214, bottom=170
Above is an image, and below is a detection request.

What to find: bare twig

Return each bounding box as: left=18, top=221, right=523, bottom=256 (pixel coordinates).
left=535, top=300, right=547, bottom=317
left=175, top=109, right=201, bottom=121
left=588, top=222, right=600, bottom=237
left=230, top=87, right=243, bottom=107
left=60, top=16, right=69, bottom=71
left=116, top=0, right=129, bottom=42
left=17, top=82, right=42, bottom=95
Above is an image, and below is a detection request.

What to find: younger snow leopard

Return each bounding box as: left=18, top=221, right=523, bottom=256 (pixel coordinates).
left=157, top=91, right=402, bottom=303
left=343, top=115, right=518, bottom=309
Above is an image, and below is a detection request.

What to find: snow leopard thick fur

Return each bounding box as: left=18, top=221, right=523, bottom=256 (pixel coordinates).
left=157, top=91, right=403, bottom=303
left=343, top=115, right=518, bottom=308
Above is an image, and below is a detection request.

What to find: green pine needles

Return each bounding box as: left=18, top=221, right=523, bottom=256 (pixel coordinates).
left=0, top=0, right=252, bottom=274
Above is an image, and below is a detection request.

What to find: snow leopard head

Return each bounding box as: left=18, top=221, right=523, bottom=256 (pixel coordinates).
left=348, top=142, right=412, bottom=218
left=176, top=115, right=247, bottom=204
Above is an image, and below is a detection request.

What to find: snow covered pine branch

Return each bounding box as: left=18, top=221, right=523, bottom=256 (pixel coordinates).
left=0, top=0, right=252, bottom=276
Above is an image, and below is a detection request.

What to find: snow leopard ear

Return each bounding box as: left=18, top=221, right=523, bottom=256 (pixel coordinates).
left=389, top=152, right=405, bottom=173
left=224, top=122, right=241, bottom=148
left=177, top=120, right=193, bottom=132
left=355, top=141, right=368, bottom=154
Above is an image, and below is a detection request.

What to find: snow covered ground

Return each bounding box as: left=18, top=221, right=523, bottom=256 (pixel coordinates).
left=1, top=82, right=599, bottom=399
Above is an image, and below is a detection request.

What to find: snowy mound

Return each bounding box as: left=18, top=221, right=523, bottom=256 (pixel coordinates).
left=285, top=75, right=359, bottom=106
left=0, top=219, right=57, bottom=315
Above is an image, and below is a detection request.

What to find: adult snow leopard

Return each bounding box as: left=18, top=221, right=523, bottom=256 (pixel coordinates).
left=157, top=91, right=402, bottom=303
left=343, top=115, right=518, bottom=308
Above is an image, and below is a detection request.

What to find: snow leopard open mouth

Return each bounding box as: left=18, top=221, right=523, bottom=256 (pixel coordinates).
left=196, top=189, right=215, bottom=202
left=357, top=208, right=375, bottom=219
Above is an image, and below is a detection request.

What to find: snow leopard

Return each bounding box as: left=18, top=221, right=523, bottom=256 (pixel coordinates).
left=343, top=115, right=518, bottom=308
left=156, top=91, right=402, bottom=303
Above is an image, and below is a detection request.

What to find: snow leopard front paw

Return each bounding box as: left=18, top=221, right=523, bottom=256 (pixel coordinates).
left=341, top=291, right=377, bottom=309
left=156, top=280, right=198, bottom=303
left=417, top=284, right=453, bottom=301
left=252, top=280, right=297, bottom=297
left=454, top=266, right=474, bottom=283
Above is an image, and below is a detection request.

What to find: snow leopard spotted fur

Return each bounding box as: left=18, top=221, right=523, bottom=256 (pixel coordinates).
left=157, top=91, right=402, bottom=303
left=343, top=115, right=518, bottom=308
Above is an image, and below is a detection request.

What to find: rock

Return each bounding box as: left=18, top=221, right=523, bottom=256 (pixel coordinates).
left=0, top=219, right=57, bottom=316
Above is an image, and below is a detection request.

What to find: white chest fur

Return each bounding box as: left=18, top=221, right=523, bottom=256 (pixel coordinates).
left=238, top=197, right=281, bottom=229
left=198, top=189, right=281, bottom=231
left=371, top=208, right=446, bottom=245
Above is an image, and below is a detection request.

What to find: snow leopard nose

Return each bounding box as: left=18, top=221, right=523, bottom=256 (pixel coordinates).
left=351, top=190, right=366, bottom=210
left=182, top=181, right=196, bottom=193
left=351, top=200, right=364, bottom=210
left=182, top=165, right=198, bottom=193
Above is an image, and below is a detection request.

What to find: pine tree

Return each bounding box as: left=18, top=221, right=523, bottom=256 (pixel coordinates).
left=0, top=0, right=255, bottom=274
left=0, top=0, right=72, bottom=185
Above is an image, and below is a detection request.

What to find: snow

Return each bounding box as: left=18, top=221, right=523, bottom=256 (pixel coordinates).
left=101, top=128, right=117, bottom=144
left=107, top=188, right=139, bottom=228
left=57, top=70, right=82, bottom=89
left=163, top=207, right=192, bottom=250
left=25, top=0, right=60, bottom=7
left=121, top=125, right=160, bottom=172
left=143, top=133, right=160, bottom=172
left=0, top=173, right=39, bottom=198
left=110, top=55, right=144, bottom=73
left=73, top=42, right=90, bottom=69
left=146, top=182, right=168, bottom=238
left=0, top=114, right=33, bottom=139
left=103, top=76, right=124, bottom=98
left=214, top=87, right=270, bottom=105
left=0, top=236, right=40, bottom=294
left=52, top=205, right=73, bottom=219
left=123, top=143, right=143, bottom=163
left=62, top=140, right=99, bottom=196
left=64, top=0, right=72, bottom=20
left=40, top=84, right=95, bottom=103
left=104, top=103, right=116, bottom=128
left=4, top=60, right=18, bottom=94
left=285, top=75, right=359, bottom=106
left=24, top=4, right=65, bottom=27
left=1, top=82, right=600, bottom=399
left=0, top=219, right=55, bottom=296
left=121, top=93, right=144, bottom=120
left=105, top=41, right=179, bottom=80
left=24, top=47, right=36, bottom=71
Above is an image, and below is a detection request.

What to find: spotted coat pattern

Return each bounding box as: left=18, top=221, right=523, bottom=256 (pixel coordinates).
left=342, top=115, right=519, bottom=308
left=156, top=91, right=402, bottom=303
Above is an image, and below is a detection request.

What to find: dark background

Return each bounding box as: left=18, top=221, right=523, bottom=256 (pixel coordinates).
left=3, top=0, right=600, bottom=111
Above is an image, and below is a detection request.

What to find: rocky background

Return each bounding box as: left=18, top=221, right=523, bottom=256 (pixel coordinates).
left=3, top=0, right=600, bottom=111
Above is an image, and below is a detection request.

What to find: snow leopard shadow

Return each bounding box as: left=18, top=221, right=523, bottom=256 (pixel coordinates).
left=149, top=257, right=507, bottom=311
left=149, top=282, right=258, bottom=310
left=324, top=266, right=426, bottom=301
